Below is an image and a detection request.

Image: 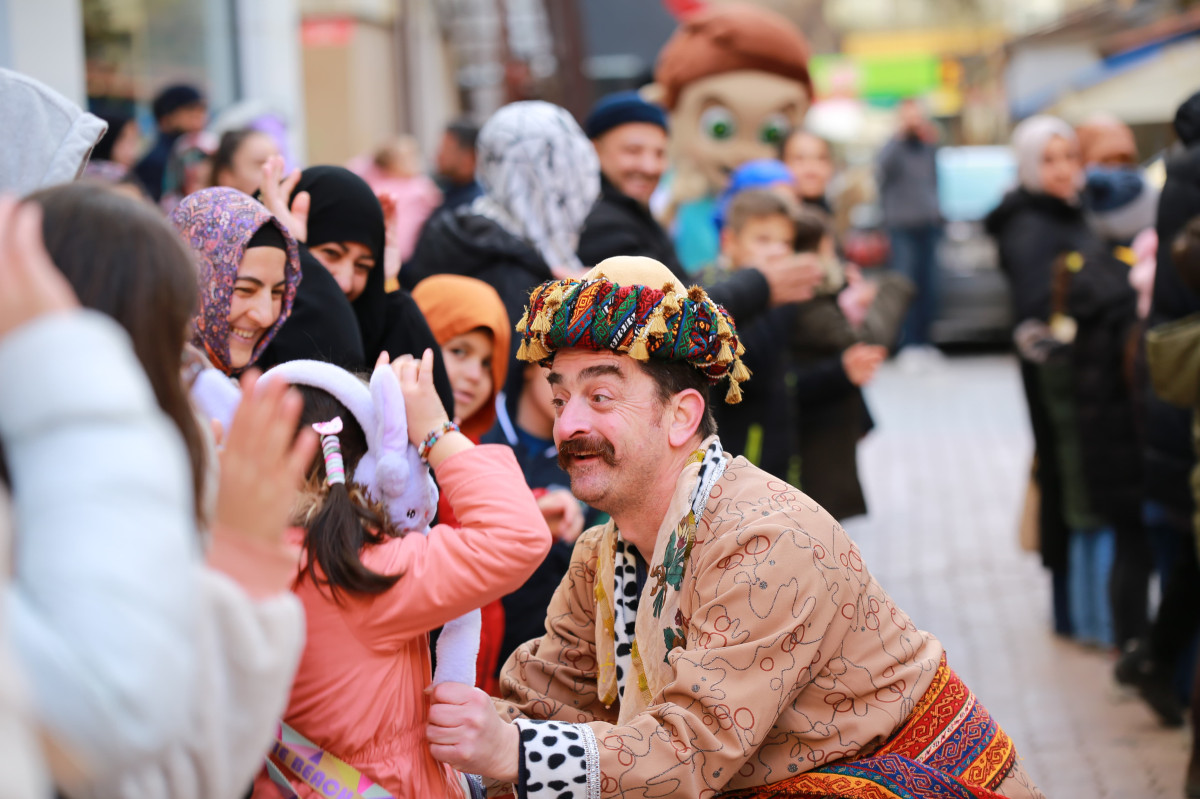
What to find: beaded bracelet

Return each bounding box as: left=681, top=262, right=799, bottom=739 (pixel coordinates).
left=418, top=420, right=460, bottom=461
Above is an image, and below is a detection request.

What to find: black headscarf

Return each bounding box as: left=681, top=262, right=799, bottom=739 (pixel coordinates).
left=292, top=166, right=388, bottom=356
left=291, top=166, right=455, bottom=415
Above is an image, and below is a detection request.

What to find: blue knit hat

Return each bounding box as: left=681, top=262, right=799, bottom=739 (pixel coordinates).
left=714, top=159, right=796, bottom=230
left=584, top=91, right=668, bottom=140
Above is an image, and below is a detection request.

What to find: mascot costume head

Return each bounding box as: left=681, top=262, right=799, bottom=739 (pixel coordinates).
left=648, top=2, right=813, bottom=273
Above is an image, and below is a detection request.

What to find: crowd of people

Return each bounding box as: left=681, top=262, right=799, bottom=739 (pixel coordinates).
left=1, top=0, right=1199, bottom=796
left=981, top=93, right=1200, bottom=794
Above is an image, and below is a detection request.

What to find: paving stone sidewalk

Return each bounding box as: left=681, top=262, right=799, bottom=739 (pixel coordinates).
left=842, top=354, right=1190, bottom=799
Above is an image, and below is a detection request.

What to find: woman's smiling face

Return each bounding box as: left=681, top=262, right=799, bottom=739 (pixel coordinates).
left=227, top=246, right=287, bottom=368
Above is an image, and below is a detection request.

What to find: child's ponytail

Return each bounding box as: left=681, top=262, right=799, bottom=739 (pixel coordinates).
left=293, top=386, right=403, bottom=601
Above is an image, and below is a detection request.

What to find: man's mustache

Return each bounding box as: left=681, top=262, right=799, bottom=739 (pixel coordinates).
left=557, top=436, right=617, bottom=469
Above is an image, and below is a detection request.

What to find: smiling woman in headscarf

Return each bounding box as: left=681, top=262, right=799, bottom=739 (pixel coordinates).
left=169, top=187, right=301, bottom=376
left=402, top=101, right=601, bottom=344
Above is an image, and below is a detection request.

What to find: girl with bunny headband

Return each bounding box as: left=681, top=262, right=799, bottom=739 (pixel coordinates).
left=251, top=349, right=551, bottom=799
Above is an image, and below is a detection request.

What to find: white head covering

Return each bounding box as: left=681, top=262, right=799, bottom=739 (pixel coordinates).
left=1011, top=115, right=1078, bottom=193
left=471, top=101, right=600, bottom=274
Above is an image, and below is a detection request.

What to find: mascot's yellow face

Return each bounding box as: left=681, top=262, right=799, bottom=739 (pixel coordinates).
left=669, top=70, right=810, bottom=200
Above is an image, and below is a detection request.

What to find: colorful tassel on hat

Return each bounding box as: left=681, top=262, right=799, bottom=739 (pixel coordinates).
left=515, top=309, right=529, bottom=335
left=648, top=304, right=669, bottom=336
left=531, top=307, right=553, bottom=335
left=525, top=336, right=550, bottom=361
left=629, top=333, right=651, bottom=361
left=731, top=358, right=751, bottom=383
left=725, top=380, right=743, bottom=404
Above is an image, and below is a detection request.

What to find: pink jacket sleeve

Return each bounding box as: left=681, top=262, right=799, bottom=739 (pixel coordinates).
left=347, top=444, right=552, bottom=649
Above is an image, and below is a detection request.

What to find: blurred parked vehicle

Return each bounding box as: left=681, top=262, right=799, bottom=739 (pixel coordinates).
left=930, top=145, right=1016, bottom=345
left=842, top=145, right=1016, bottom=346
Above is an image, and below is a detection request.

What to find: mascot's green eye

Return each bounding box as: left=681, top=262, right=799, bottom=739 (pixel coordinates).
left=759, top=114, right=791, bottom=145
left=700, top=106, right=737, bottom=141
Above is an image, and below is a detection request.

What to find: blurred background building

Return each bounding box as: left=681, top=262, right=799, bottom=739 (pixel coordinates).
left=1, top=0, right=1198, bottom=164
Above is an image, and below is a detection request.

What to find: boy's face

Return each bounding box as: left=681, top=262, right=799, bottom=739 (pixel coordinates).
left=722, top=213, right=794, bottom=269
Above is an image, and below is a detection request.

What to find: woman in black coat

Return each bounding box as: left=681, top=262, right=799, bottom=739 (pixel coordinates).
left=258, top=163, right=454, bottom=413
left=985, top=115, right=1139, bottom=647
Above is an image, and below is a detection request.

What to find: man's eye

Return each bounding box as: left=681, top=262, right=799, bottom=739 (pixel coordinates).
left=591, top=394, right=610, bottom=404
left=551, top=398, right=566, bottom=409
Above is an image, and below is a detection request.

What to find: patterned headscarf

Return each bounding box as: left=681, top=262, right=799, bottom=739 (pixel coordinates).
left=472, top=101, right=600, bottom=275
left=170, top=187, right=301, bottom=375
left=516, top=256, right=750, bottom=403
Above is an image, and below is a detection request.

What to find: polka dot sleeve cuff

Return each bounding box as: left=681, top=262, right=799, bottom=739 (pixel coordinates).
left=514, top=719, right=600, bottom=799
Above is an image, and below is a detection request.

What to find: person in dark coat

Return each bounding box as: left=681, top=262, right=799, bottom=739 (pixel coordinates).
left=577, top=91, right=683, bottom=275
left=986, top=115, right=1139, bottom=648
left=404, top=102, right=601, bottom=358
left=1115, top=91, right=1200, bottom=729
left=257, top=163, right=454, bottom=412
left=133, top=84, right=206, bottom=202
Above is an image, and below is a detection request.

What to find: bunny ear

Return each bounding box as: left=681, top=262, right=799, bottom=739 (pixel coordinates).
left=190, top=368, right=242, bottom=434
left=369, top=363, right=410, bottom=460
left=369, top=363, right=413, bottom=501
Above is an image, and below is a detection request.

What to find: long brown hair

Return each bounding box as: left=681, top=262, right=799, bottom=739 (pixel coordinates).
left=293, top=386, right=402, bottom=600
left=27, top=182, right=208, bottom=525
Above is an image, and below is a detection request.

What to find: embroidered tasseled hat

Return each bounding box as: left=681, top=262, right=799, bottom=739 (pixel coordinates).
left=515, top=256, right=751, bottom=403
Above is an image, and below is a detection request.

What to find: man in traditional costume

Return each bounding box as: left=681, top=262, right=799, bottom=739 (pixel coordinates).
left=425, top=256, right=1044, bottom=799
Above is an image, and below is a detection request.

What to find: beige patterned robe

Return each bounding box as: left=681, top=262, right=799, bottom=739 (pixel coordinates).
left=493, top=452, right=953, bottom=797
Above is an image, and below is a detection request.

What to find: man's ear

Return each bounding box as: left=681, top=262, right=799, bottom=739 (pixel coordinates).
left=667, top=388, right=706, bottom=447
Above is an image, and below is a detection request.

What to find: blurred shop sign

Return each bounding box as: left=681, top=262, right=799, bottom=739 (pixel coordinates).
left=302, top=17, right=355, bottom=47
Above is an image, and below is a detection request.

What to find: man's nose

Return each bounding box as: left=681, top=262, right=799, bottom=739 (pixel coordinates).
left=554, top=395, right=590, bottom=443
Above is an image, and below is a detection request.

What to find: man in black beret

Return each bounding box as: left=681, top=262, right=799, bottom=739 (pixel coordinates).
left=577, top=91, right=682, bottom=276
left=134, top=83, right=207, bottom=202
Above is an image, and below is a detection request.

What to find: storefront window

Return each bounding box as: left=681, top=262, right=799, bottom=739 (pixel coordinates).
left=83, top=0, right=237, bottom=121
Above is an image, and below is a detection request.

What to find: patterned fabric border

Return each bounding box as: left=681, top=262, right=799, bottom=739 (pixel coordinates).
left=721, top=655, right=1015, bottom=799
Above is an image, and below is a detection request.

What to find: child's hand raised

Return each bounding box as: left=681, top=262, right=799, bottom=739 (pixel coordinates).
left=387, top=349, right=472, bottom=467
left=388, top=349, right=451, bottom=442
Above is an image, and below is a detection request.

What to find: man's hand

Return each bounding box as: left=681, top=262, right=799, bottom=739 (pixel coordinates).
left=426, top=682, right=520, bottom=783
left=537, top=489, right=584, bottom=544
left=758, top=253, right=823, bottom=307
left=0, top=196, right=78, bottom=340
left=260, top=155, right=309, bottom=243
left=215, top=371, right=318, bottom=545
left=842, top=343, right=887, bottom=387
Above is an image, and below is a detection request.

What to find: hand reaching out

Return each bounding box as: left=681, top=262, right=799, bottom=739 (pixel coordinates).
left=536, top=489, right=585, bottom=544
left=842, top=342, right=887, bottom=387
left=0, top=196, right=78, bottom=340
left=260, top=155, right=309, bottom=243
left=215, top=370, right=319, bottom=547
left=760, top=252, right=824, bottom=307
